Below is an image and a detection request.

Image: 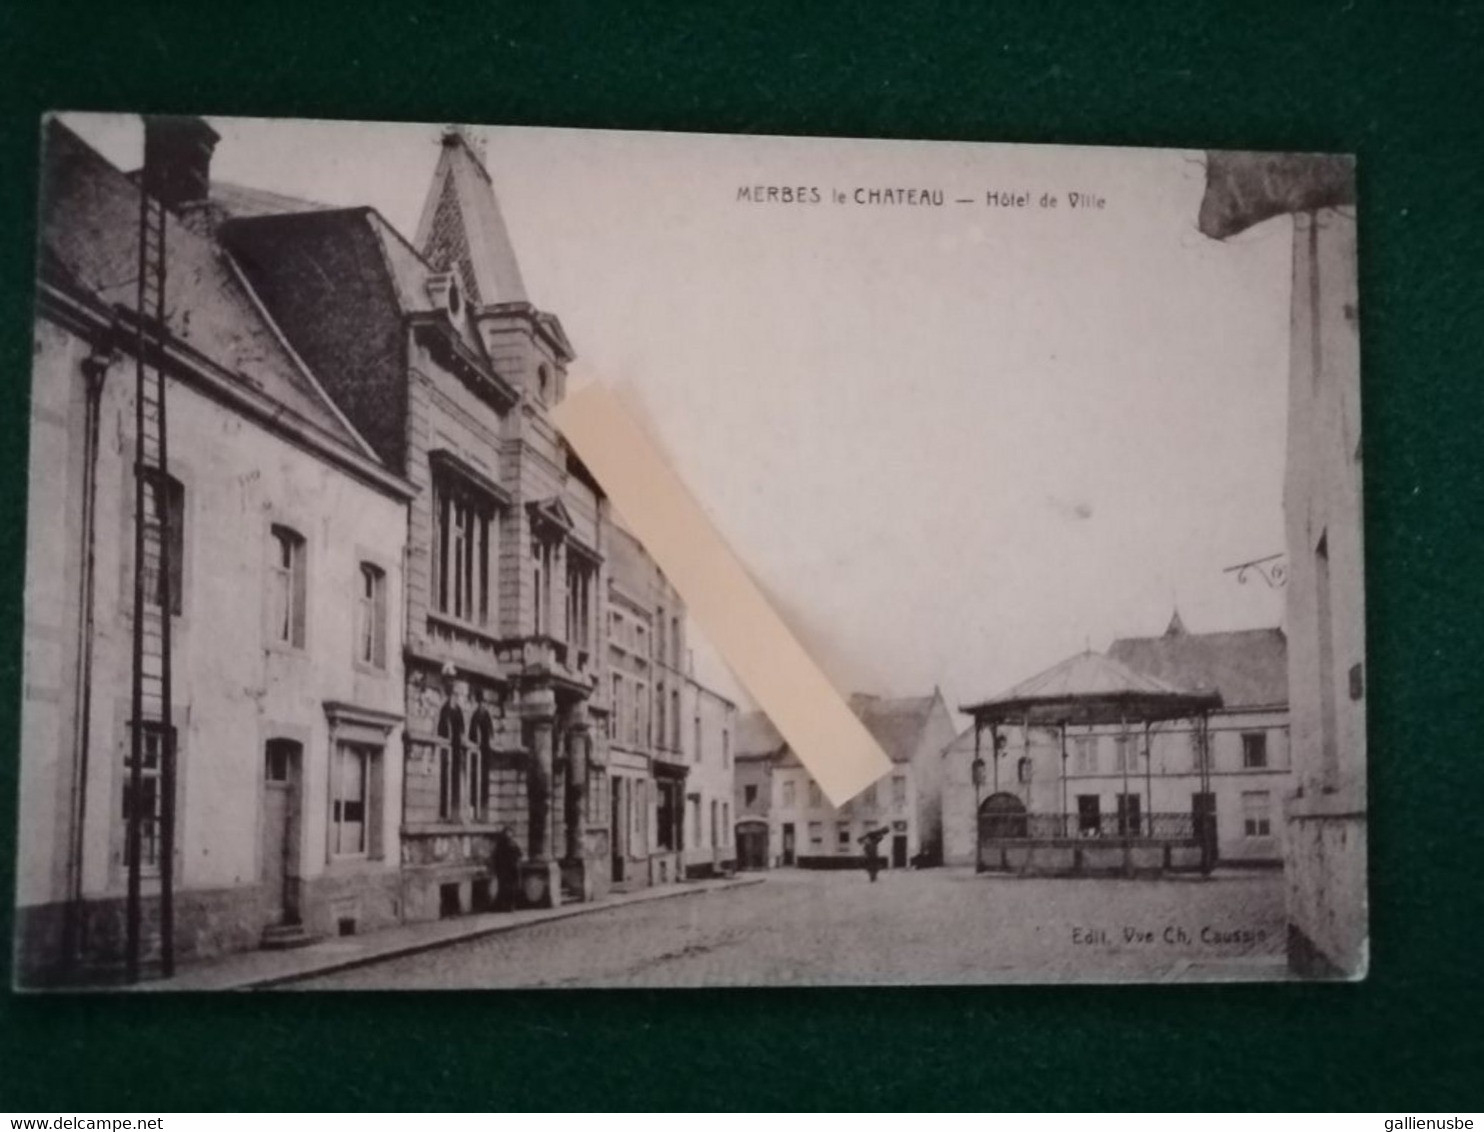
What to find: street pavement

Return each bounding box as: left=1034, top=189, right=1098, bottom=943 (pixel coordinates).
left=290, top=867, right=1289, bottom=989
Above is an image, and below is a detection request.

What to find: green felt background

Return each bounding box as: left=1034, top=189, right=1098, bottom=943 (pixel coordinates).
left=1, top=0, right=1481, bottom=1112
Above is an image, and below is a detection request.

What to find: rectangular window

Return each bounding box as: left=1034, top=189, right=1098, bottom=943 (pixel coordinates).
left=1115, top=793, right=1142, bottom=837
left=1073, top=735, right=1097, bottom=775
left=671, top=689, right=681, bottom=751
left=744, top=783, right=758, bottom=807
left=722, top=802, right=730, bottom=847
left=1115, top=734, right=1140, bottom=773
left=693, top=714, right=702, bottom=764
left=332, top=743, right=371, bottom=856
left=122, top=723, right=167, bottom=872
left=436, top=479, right=496, bottom=626
left=1076, top=794, right=1101, bottom=835
left=781, top=779, right=796, bottom=808
left=269, top=524, right=306, bottom=648
left=656, top=681, right=667, bottom=749
left=1243, top=791, right=1272, bottom=837
left=566, top=560, right=593, bottom=652
left=837, top=822, right=851, bottom=849
left=530, top=538, right=556, bottom=636
left=655, top=605, right=666, bottom=664
left=1242, top=731, right=1269, bottom=769
left=689, top=794, right=701, bottom=848
left=356, top=562, right=387, bottom=669
left=808, top=821, right=823, bottom=848
left=722, top=728, right=730, bottom=769
left=1189, top=728, right=1210, bottom=772
left=611, top=675, right=623, bottom=744
left=142, top=473, right=184, bottom=616
left=892, top=774, right=907, bottom=810
left=710, top=799, right=719, bottom=848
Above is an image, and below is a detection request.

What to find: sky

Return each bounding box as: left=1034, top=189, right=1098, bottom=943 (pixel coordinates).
left=59, top=112, right=1293, bottom=717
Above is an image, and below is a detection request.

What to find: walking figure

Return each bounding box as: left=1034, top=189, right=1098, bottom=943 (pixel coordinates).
left=859, top=827, right=888, bottom=882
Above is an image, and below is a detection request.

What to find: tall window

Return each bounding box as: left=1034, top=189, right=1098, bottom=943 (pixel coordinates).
left=782, top=779, right=796, bottom=809
left=694, top=714, right=702, bottom=764
left=744, top=784, right=758, bottom=807
left=671, top=689, right=681, bottom=750
left=1073, top=735, right=1097, bottom=775
left=356, top=563, right=387, bottom=669
left=331, top=743, right=371, bottom=856
left=808, top=821, right=823, bottom=848
left=722, top=728, right=730, bottom=769
left=1115, top=793, right=1142, bottom=836
left=656, top=682, right=667, bottom=749
left=891, top=774, right=907, bottom=810
left=269, top=525, right=306, bottom=648
left=611, top=674, right=624, bottom=745
left=1241, top=731, right=1269, bottom=769
left=122, top=723, right=167, bottom=871
left=1242, top=791, right=1272, bottom=837
left=143, top=473, right=184, bottom=616
left=1115, top=734, right=1139, bottom=773
left=435, top=479, right=496, bottom=626
left=710, top=799, right=719, bottom=848
left=655, top=605, right=666, bottom=664
left=566, top=559, right=593, bottom=651
left=530, top=538, right=556, bottom=636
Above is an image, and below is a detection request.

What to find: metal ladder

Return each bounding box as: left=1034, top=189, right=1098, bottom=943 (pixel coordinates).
left=125, top=180, right=176, bottom=981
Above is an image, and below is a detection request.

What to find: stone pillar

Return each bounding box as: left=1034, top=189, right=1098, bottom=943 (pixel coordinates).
left=559, top=714, right=594, bottom=902
left=518, top=688, right=562, bottom=908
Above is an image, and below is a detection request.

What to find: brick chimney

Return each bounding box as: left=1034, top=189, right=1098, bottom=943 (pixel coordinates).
left=142, top=115, right=220, bottom=210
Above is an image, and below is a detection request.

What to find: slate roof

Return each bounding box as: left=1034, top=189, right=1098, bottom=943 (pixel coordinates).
left=735, top=693, right=943, bottom=766
left=415, top=129, right=529, bottom=308
left=1108, top=622, right=1288, bottom=710
left=39, top=120, right=369, bottom=455
left=962, top=649, right=1221, bottom=727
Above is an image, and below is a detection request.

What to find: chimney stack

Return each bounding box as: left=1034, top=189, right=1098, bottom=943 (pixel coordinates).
left=142, top=115, right=220, bottom=210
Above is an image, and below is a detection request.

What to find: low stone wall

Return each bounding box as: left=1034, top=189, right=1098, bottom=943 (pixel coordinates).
left=978, top=839, right=1207, bottom=876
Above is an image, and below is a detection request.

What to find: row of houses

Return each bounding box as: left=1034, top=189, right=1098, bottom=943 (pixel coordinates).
left=15, top=116, right=735, bottom=985
left=731, top=616, right=1294, bottom=876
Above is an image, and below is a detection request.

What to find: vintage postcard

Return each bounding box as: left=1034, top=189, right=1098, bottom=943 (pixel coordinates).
left=11, top=113, right=1365, bottom=989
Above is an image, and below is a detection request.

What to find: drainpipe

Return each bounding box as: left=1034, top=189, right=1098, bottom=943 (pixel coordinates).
left=61, top=343, right=112, bottom=977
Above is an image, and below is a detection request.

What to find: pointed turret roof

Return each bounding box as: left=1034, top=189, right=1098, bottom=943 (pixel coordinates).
left=1165, top=608, right=1188, bottom=636
left=415, top=126, right=529, bottom=308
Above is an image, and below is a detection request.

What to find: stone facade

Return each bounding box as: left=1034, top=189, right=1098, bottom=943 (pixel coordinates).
left=1281, top=208, right=1367, bottom=978
left=17, top=120, right=414, bottom=985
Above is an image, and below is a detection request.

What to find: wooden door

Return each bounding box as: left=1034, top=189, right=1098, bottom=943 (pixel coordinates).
left=262, top=740, right=299, bottom=925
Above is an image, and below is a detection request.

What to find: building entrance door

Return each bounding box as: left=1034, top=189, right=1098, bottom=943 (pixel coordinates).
left=611, top=780, right=625, bottom=883
left=781, top=823, right=796, bottom=866
left=892, top=834, right=908, bottom=868
left=262, top=739, right=301, bottom=926
left=1192, top=792, right=1217, bottom=865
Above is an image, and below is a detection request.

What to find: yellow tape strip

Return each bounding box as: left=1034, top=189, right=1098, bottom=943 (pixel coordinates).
left=553, top=382, right=893, bottom=806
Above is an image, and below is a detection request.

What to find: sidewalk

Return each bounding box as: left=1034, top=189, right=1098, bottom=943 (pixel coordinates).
left=128, top=874, right=764, bottom=992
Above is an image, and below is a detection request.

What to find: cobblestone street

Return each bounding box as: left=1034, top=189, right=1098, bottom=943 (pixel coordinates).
left=291, top=867, right=1288, bottom=989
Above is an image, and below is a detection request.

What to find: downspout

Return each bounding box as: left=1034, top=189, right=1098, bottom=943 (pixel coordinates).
left=61, top=344, right=112, bottom=977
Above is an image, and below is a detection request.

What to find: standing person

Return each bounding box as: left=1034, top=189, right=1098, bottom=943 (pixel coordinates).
left=862, top=830, right=883, bottom=883
left=492, top=826, right=522, bottom=911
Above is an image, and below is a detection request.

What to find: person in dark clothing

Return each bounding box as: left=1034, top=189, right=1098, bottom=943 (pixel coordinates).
left=491, top=826, right=522, bottom=911
left=861, top=829, right=885, bottom=882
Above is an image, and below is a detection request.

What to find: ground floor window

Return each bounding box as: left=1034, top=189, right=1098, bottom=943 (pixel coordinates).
left=332, top=742, right=379, bottom=857
left=121, top=723, right=168, bottom=872
left=1242, top=790, right=1272, bottom=837
left=1076, top=794, right=1100, bottom=835
left=837, top=822, right=851, bottom=849
left=1115, top=793, right=1142, bottom=837
left=808, top=821, right=823, bottom=849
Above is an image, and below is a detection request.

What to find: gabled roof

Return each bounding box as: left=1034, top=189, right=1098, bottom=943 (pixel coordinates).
left=39, top=119, right=369, bottom=456
left=962, top=649, right=1221, bottom=727
left=1108, top=622, right=1287, bottom=710
left=735, top=692, right=945, bottom=766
